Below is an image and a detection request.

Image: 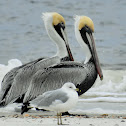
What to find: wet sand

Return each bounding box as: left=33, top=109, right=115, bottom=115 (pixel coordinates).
left=0, top=112, right=126, bottom=126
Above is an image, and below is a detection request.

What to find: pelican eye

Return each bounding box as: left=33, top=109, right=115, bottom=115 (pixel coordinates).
left=84, top=25, right=92, bottom=34
left=60, top=22, right=65, bottom=30
left=53, top=22, right=65, bottom=41
left=61, top=22, right=64, bottom=25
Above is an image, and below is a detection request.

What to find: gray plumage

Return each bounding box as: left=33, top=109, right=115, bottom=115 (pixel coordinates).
left=23, top=60, right=97, bottom=103
left=2, top=56, right=61, bottom=105
left=0, top=58, right=45, bottom=103
left=30, top=90, right=68, bottom=107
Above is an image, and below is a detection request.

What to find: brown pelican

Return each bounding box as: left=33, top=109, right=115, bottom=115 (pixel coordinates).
left=0, top=12, right=74, bottom=106
left=21, top=15, right=103, bottom=114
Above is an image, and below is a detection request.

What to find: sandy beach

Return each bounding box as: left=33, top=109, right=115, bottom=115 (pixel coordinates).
left=0, top=0, right=126, bottom=126
left=0, top=112, right=126, bottom=126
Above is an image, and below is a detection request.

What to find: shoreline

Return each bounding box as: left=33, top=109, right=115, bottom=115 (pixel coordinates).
left=0, top=112, right=126, bottom=126
left=1, top=111, right=126, bottom=118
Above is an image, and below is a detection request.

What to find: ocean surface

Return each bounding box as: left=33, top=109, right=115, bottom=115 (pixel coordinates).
left=0, top=0, right=126, bottom=115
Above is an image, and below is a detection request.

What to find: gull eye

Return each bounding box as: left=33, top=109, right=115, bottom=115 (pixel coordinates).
left=69, top=86, right=72, bottom=89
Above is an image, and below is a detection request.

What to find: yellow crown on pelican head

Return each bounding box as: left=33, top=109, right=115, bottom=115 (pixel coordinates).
left=52, top=12, right=65, bottom=26
left=78, top=16, right=94, bottom=32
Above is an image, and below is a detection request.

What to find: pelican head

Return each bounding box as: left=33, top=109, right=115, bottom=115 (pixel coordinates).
left=75, top=16, right=103, bottom=80
left=42, top=12, right=74, bottom=61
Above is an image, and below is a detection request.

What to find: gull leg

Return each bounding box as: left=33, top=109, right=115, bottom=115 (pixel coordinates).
left=60, top=113, right=62, bottom=125
left=57, top=113, right=60, bottom=125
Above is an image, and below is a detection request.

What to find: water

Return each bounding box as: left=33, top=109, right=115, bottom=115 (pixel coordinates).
left=0, top=0, right=126, bottom=115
